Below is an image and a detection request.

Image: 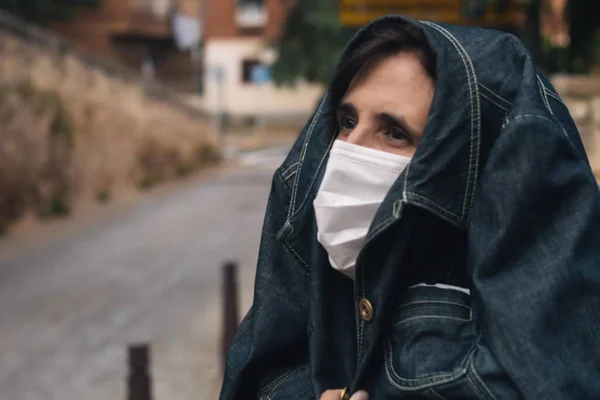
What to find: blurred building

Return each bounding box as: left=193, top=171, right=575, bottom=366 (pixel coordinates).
left=51, top=0, right=323, bottom=123
left=200, top=0, right=322, bottom=124
left=51, top=0, right=201, bottom=92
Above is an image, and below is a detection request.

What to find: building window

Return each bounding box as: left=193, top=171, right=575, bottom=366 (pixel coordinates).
left=241, top=59, right=261, bottom=83
left=238, top=0, right=264, bottom=6
left=236, top=0, right=267, bottom=29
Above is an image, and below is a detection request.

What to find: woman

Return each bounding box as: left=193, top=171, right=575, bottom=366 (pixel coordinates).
left=220, top=16, right=600, bottom=400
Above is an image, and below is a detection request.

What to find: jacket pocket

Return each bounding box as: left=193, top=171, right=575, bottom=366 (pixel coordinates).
left=258, top=362, right=313, bottom=400
left=384, top=285, right=477, bottom=393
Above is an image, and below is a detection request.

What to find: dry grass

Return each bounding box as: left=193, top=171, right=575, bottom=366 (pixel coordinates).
left=0, top=31, right=222, bottom=235
left=0, top=81, right=75, bottom=233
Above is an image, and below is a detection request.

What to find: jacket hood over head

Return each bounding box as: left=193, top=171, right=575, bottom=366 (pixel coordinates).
left=285, top=15, right=591, bottom=231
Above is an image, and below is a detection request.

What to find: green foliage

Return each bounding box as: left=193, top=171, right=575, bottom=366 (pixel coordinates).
left=0, top=0, right=102, bottom=24
left=272, top=0, right=600, bottom=85
left=0, top=81, right=75, bottom=225
left=562, top=0, right=600, bottom=74
left=50, top=101, right=75, bottom=149
left=521, top=0, right=600, bottom=74
left=194, top=144, right=222, bottom=167
left=48, top=187, right=70, bottom=216
left=96, top=189, right=111, bottom=204
left=270, top=0, right=356, bottom=86
left=175, top=162, right=194, bottom=177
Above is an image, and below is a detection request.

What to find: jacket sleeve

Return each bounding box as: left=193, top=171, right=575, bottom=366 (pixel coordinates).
left=219, top=168, right=311, bottom=400
left=467, top=114, right=600, bottom=398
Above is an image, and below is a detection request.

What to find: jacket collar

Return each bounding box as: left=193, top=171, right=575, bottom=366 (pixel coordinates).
left=283, top=15, right=544, bottom=236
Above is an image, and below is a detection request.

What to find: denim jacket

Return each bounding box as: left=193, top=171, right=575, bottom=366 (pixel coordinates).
left=220, top=16, right=600, bottom=400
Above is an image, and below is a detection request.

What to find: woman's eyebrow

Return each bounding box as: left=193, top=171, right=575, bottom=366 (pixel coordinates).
left=337, top=102, right=357, bottom=115
left=376, top=112, right=420, bottom=138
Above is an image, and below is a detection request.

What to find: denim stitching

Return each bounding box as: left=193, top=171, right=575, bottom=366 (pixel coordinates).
left=366, top=216, right=396, bottom=241
left=422, top=21, right=474, bottom=222
left=282, top=236, right=310, bottom=275
left=275, top=170, right=293, bottom=195
left=405, top=193, right=465, bottom=229
left=505, top=113, right=591, bottom=190
left=438, top=24, right=482, bottom=223
left=355, top=291, right=362, bottom=363
left=282, top=162, right=298, bottom=179
left=261, top=370, right=293, bottom=395
left=535, top=79, right=579, bottom=155
left=398, top=300, right=471, bottom=309
left=403, top=160, right=411, bottom=202
left=385, top=340, right=467, bottom=389
left=468, top=360, right=497, bottom=400
left=258, top=364, right=308, bottom=398
left=437, top=23, right=482, bottom=220
left=276, top=220, right=293, bottom=241
left=536, top=78, right=564, bottom=105
left=428, top=388, right=450, bottom=400
left=394, top=315, right=472, bottom=325
left=392, top=200, right=403, bottom=219
left=423, top=22, right=481, bottom=224
left=405, top=191, right=461, bottom=219
left=544, top=88, right=566, bottom=105
left=480, top=92, right=509, bottom=112
left=511, top=113, right=554, bottom=124
left=358, top=261, right=365, bottom=360
left=294, top=129, right=336, bottom=215
left=467, top=333, right=496, bottom=400
left=282, top=162, right=299, bottom=180
left=478, top=83, right=512, bottom=108
left=466, top=371, right=492, bottom=400
left=289, top=94, right=327, bottom=219
left=283, top=169, right=298, bottom=182
left=386, top=341, right=459, bottom=383
left=536, top=75, right=553, bottom=115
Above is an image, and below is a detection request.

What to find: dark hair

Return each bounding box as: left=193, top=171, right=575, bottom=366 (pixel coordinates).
left=327, top=21, right=436, bottom=126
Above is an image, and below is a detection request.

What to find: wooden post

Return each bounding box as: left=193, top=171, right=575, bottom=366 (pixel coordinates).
left=221, top=261, right=239, bottom=372
left=127, top=343, right=153, bottom=400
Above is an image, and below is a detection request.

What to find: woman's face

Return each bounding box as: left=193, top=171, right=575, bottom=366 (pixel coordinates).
left=336, top=51, right=435, bottom=157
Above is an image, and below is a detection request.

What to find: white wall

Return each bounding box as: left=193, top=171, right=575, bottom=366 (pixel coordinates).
left=203, top=38, right=324, bottom=119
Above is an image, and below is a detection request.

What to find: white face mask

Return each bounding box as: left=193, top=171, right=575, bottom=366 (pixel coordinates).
left=313, top=140, right=411, bottom=279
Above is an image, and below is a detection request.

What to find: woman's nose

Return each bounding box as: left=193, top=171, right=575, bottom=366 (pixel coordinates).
left=342, top=125, right=372, bottom=148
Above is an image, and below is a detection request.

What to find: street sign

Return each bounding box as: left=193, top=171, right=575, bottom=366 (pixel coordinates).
left=339, top=0, right=524, bottom=28
left=340, top=0, right=458, bottom=26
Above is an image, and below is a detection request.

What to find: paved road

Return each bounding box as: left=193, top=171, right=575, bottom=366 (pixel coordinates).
left=0, top=147, right=289, bottom=400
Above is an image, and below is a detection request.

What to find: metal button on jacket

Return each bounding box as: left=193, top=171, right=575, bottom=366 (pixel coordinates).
left=340, top=387, right=351, bottom=400
left=358, top=298, right=373, bottom=322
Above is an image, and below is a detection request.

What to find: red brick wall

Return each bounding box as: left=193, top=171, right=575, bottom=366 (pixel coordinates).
left=204, top=0, right=237, bottom=38
left=50, top=0, right=131, bottom=56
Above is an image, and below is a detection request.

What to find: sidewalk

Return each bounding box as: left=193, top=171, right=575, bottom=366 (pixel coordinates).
left=152, top=263, right=256, bottom=400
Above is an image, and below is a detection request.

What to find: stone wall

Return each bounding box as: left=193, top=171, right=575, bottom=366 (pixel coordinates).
left=0, top=13, right=216, bottom=232
left=552, top=76, right=600, bottom=180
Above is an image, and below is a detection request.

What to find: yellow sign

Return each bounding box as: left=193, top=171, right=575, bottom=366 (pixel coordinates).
left=340, top=0, right=524, bottom=28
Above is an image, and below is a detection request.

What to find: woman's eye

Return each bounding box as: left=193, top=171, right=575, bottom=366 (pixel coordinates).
left=387, top=127, right=410, bottom=143
left=339, top=115, right=357, bottom=130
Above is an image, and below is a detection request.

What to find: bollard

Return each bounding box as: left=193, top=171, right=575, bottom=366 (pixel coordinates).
left=221, top=261, right=240, bottom=372
left=127, top=343, right=153, bottom=400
